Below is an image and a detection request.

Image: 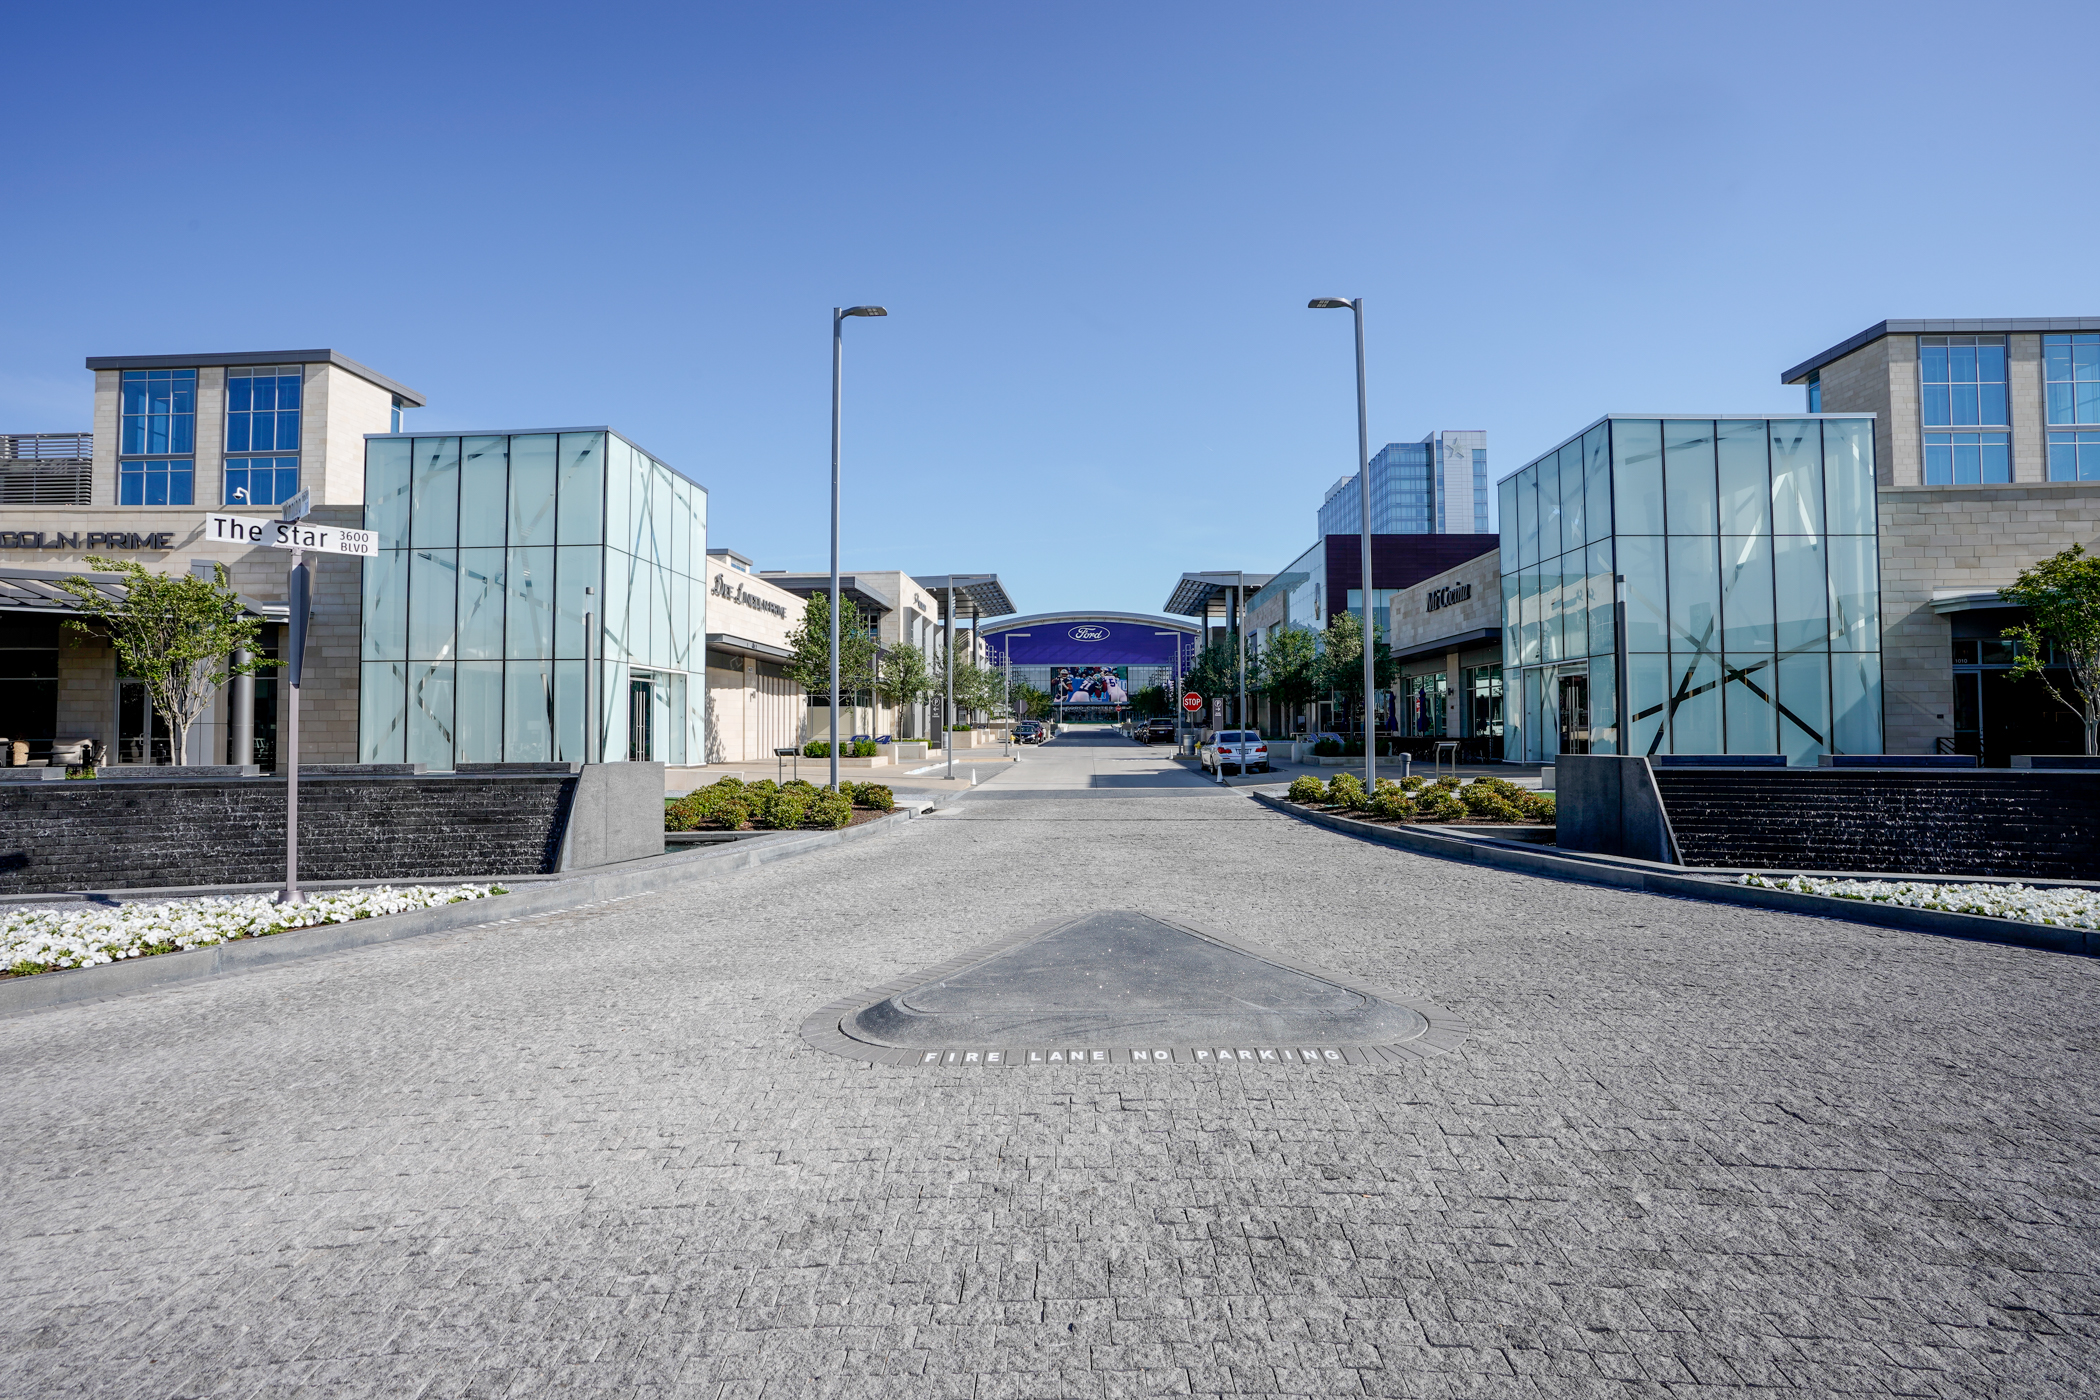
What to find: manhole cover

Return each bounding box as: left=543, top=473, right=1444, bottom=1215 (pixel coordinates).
left=802, top=910, right=1466, bottom=1069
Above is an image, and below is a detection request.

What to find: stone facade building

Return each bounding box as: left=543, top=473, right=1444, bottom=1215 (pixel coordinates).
left=1784, top=320, right=2100, bottom=762
left=1, top=350, right=424, bottom=769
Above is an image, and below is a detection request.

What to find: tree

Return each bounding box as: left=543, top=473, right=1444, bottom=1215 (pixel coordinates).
left=876, top=641, right=932, bottom=716
left=1261, top=625, right=1323, bottom=731
left=933, top=644, right=1002, bottom=723
left=785, top=592, right=878, bottom=702
left=1012, top=683, right=1052, bottom=720
left=1318, top=610, right=1398, bottom=729
left=1183, top=633, right=1265, bottom=726
left=57, top=558, right=273, bottom=765
left=1127, top=684, right=1171, bottom=719
left=2001, top=542, right=2100, bottom=755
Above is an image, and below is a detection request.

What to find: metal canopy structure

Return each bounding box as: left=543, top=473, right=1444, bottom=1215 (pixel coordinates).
left=913, top=574, right=1016, bottom=620
left=0, top=565, right=286, bottom=622
left=752, top=572, right=897, bottom=619
left=1163, top=571, right=1274, bottom=617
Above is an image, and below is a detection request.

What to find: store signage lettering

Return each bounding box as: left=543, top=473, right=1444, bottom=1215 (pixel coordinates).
left=1424, top=582, right=1472, bottom=613
left=1068, top=624, right=1109, bottom=642
left=712, top=570, right=788, bottom=618
left=0, top=530, right=177, bottom=550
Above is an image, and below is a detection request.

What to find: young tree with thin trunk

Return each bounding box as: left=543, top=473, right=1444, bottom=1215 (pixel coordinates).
left=57, top=558, right=273, bottom=766
left=2000, top=543, right=2100, bottom=755
left=876, top=641, right=932, bottom=735
left=785, top=593, right=878, bottom=732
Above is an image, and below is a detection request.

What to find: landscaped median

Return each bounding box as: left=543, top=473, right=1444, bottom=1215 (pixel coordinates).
left=1739, top=875, right=2100, bottom=932
left=1283, top=771, right=1555, bottom=826
left=4, top=885, right=506, bottom=979
left=1252, top=786, right=2100, bottom=958
left=667, top=777, right=896, bottom=832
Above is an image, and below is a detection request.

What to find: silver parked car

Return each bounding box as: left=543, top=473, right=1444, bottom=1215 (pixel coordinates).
left=1201, top=731, right=1270, bottom=774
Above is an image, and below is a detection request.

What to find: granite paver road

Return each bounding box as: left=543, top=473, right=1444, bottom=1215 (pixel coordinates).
left=3, top=729, right=2097, bottom=1398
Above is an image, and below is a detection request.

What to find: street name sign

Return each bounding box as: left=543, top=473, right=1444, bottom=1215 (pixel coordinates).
left=207, top=514, right=377, bottom=557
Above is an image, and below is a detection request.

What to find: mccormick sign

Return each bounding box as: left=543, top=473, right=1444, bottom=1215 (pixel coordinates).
left=1424, top=581, right=1472, bottom=613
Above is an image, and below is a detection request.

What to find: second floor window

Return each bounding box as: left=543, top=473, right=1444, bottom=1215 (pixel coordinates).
left=225, top=365, right=301, bottom=505
left=2044, top=332, right=2099, bottom=425
left=1919, top=335, right=2007, bottom=428
left=118, top=368, right=195, bottom=504
left=120, top=368, right=195, bottom=455
left=226, top=366, right=301, bottom=451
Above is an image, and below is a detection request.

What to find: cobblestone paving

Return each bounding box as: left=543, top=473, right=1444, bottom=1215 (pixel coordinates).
left=3, top=733, right=2097, bottom=1398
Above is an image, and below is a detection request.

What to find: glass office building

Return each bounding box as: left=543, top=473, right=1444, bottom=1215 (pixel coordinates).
left=1499, top=415, right=1881, bottom=764
left=1317, top=431, right=1490, bottom=537
left=360, top=429, right=706, bottom=768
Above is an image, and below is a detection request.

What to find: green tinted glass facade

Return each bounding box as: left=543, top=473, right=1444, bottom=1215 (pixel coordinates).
left=1500, top=415, right=1880, bottom=764
left=359, top=429, right=706, bottom=767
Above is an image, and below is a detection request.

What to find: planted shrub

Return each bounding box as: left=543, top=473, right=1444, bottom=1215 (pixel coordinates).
left=852, top=740, right=878, bottom=757
left=1416, top=790, right=1465, bottom=822
left=1311, top=738, right=1342, bottom=757
left=748, top=778, right=780, bottom=795
left=853, top=783, right=895, bottom=811
left=1286, top=775, right=1326, bottom=803
left=806, top=790, right=853, bottom=829
left=783, top=778, right=818, bottom=793
left=1326, top=773, right=1367, bottom=810
left=1519, top=791, right=1556, bottom=823
left=758, top=790, right=812, bottom=829
left=1400, top=775, right=1425, bottom=792
left=1366, top=790, right=1416, bottom=822
left=664, top=797, right=700, bottom=832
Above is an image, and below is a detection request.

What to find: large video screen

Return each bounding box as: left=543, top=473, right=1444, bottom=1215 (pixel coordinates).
left=1052, top=665, right=1128, bottom=704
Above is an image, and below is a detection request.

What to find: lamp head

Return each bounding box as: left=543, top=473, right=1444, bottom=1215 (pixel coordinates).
left=1308, top=298, right=1354, bottom=310
left=840, top=306, right=888, bottom=318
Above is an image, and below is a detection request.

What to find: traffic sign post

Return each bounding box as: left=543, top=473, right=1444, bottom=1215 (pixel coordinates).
left=220, top=496, right=362, bottom=905
left=1181, top=692, right=1202, bottom=712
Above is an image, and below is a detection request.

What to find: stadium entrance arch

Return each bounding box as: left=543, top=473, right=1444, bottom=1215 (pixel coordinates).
left=979, top=612, right=1200, bottom=723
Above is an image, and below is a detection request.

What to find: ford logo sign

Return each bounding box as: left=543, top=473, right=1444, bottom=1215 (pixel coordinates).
left=1068, top=625, right=1109, bottom=642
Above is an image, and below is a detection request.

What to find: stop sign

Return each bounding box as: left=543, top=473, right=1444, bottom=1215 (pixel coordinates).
left=1181, top=691, right=1203, bottom=712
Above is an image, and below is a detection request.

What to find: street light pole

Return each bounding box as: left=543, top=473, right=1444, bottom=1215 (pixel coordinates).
left=945, top=582, right=955, bottom=781
left=831, top=304, right=887, bottom=791
left=1310, top=297, right=1376, bottom=788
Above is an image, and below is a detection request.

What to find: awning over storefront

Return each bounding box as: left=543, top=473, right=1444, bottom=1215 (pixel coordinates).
left=704, top=631, right=793, bottom=663
left=0, top=565, right=286, bottom=622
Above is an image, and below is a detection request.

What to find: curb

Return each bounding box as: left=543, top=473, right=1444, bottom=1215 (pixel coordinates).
left=1249, top=791, right=2099, bottom=959
left=0, top=807, right=921, bottom=1020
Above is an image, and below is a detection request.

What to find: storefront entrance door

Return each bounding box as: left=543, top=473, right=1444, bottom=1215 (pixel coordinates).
left=629, top=676, right=654, bottom=762
left=1557, top=673, right=1590, bottom=757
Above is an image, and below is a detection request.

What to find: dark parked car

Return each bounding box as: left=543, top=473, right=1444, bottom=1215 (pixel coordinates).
left=1012, top=721, right=1047, bottom=744
left=1136, top=717, right=1179, bottom=743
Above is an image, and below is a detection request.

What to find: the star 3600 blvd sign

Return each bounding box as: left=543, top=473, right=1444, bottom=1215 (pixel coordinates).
left=207, top=514, right=378, bottom=557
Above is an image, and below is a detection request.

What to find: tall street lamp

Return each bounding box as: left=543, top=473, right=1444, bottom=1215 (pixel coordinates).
left=1309, top=297, right=1377, bottom=788
left=831, top=304, right=887, bottom=791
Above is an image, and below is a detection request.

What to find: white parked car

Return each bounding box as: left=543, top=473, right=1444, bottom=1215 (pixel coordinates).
left=1201, top=731, right=1270, bottom=774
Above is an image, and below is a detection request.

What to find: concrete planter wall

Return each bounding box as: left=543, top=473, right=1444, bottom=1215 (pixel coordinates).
left=0, top=764, right=666, bottom=894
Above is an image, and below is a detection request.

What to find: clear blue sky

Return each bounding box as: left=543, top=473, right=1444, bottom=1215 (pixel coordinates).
left=5, top=2, right=2095, bottom=619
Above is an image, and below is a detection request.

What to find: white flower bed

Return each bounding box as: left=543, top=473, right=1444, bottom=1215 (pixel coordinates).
left=2, top=884, right=507, bottom=978
left=1739, top=874, right=2100, bottom=929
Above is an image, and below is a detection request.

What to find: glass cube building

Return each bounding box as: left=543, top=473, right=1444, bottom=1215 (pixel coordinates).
left=360, top=429, right=706, bottom=767
left=1499, top=415, right=1881, bottom=764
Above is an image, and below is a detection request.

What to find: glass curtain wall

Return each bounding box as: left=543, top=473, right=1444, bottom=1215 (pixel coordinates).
left=1500, top=415, right=1879, bottom=764
left=360, top=430, right=706, bottom=767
